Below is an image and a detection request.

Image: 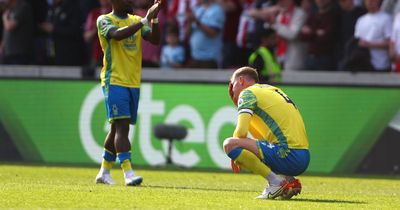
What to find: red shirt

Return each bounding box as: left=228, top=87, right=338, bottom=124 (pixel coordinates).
left=85, top=7, right=111, bottom=61
left=223, top=0, right=242, bottom=42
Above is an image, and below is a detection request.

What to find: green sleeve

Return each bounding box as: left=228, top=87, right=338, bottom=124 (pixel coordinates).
left=97, top=16, right=117, bottom=39
left=237, top=89, right=257, bottom=115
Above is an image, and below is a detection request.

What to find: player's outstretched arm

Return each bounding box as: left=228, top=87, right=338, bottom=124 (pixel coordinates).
left=108, top=21, right=145, bottom=41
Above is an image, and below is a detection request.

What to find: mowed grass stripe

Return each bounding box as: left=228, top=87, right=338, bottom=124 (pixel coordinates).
left=0, top=165, right=399, bottom=209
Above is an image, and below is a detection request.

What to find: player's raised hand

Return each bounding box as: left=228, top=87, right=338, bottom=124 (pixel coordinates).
left=145, top=0, right=162, bottom=21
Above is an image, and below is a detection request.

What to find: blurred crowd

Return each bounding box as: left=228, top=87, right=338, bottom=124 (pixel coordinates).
left=1, top=0, right=400, bottom=80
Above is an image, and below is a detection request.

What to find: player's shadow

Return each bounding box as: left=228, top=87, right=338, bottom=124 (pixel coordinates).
left=144, top=185, right=259, bottom=193
left=288, top=198, right=367, bottom=204
left=145, top=185, right=366, bottom=204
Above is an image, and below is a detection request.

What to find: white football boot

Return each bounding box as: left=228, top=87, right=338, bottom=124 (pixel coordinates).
left=255, top=179, right=289, bottom=199
left=125, top=175, right=143, bottom=186
left=95, top=173, right=115, bottom=185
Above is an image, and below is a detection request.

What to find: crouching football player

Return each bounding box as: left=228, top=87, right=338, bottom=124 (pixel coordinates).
left=224, top=66, right=310, bottom=199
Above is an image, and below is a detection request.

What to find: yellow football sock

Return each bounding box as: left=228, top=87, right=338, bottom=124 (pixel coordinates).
left=121, top=159, right=132, bottom=172
left=101, top=159, right=114, bottom=170
left=234, top=149, right=271, bottom=178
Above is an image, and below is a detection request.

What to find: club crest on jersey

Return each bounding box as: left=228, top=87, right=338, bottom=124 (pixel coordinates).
left=238, top=98, right=244, bottom=106
left=101, top=18, right=111, bottom=26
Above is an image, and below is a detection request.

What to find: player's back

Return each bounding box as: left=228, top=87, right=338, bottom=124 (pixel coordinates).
left=242, top=84, right=309, bottom=149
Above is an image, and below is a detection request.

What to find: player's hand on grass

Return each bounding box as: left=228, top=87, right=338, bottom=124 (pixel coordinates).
left=231, top=160, right=240, bottom=173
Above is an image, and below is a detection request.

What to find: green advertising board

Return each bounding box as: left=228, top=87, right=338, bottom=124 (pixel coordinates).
left=0, top=79, right=399, bottom=174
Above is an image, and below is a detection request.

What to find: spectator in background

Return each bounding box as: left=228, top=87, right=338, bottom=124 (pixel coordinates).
left=237, top=0, right=274, bottom=67
left=301, top=0, right=339, bottom=70
left=79, top=0, right=99, bottom=20
left=354, top=0, right=392, bottom=72
left=168, top=0, right=199, bottom=43
left=337, top=0, right=366, bottom=70
left=1, top=0, right=33, bottom=64
left=185, top=0, right=225, bottom=68
left=300, top=0, right=315, bottom=15
left=381, top=0, right=400, bottom=16
left=167, top=0, right=199, bottom=66
left=216, top=0, right=242, bottom=68
left=353, top=0, right=363, bottom=6
left=267, top=0, right=308, bottom=71
left=236, top=0, right=257, bottom=66
left=134, top=0, right=166, bottom=67
left=83, top=0, right=111, bottom=77
left=40, top=0, right=85, bottom=66
left=248, top=28, right=281, bottom=83
left=27, top=0, right=48, bottom=65
left=0, top=1, right=5, bottom=44
left=389, top=12, right=400, bottom=73
left=160, top=24, right=185, bottom=69
left=247, top=0, right=276, bottom=48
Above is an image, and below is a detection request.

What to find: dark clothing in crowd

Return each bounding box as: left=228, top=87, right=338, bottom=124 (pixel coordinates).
left=247, top=0, right=275, bottom=49
left=337, top=6, right=366, bottom=69
left=27, top=0, right=48, bottom=65
left=2, top=0, right=34, bottom=64
left=47, top=0, right=85, bottom=66
left=302, top=7, right=339, bottom=70
left=342, top=37, right=374, bottom=72
left=222, top=0, right=242, bottom=68
left=339, top=6, right=366, bottom=49
left=27, top=0, right=48, bottom=35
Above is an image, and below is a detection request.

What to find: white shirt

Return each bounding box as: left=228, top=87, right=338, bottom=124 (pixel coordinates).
left=355, top=11, right=392, bottom=70
left=160, top=45, right=185, bottom=69
left=174, top=0, right=199, bottom=41
left=391, top=13, right=400, bottom=54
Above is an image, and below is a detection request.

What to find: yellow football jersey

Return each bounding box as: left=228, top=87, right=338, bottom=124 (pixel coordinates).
left=97, top=12, right=151, bottom=88
left=237, top=84, right=309, bottom=149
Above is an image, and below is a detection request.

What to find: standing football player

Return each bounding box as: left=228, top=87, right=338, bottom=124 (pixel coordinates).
left=95, top=0, right=161, bottom=186
left=224, top=66, right=310, bottom=199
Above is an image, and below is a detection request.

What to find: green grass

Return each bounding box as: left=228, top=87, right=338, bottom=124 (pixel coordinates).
left=0, top=164, right=399, bottom=209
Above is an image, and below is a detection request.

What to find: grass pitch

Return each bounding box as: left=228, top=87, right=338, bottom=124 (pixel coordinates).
left=0, top=164, right=399, bottom=209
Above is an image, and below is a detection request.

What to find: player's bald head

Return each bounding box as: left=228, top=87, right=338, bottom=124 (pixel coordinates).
left=231, top=66, right=259, bottom=83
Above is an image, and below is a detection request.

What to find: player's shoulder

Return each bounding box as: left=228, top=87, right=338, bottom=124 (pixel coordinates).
left=97, top=12, right=113, bottom=25
left=356, top=13, right=369, bottom=22
left=238, top=87, right=258, bottom=109
left=247, top=84, right=282, bottom=98
left=247, top=84, right=275, bottom=91
left=239, top=85, right=258, bottom=100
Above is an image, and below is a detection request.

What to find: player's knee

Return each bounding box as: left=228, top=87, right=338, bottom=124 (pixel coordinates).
left=223, top=137, right=238, bottom=154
